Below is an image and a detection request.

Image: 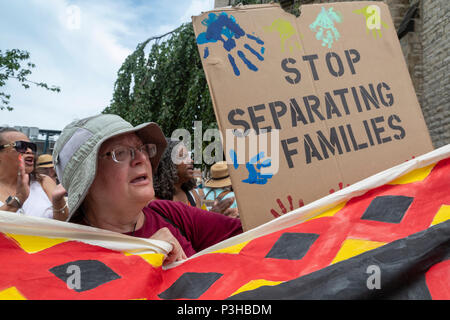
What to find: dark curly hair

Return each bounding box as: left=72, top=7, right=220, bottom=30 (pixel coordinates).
left=153, top=139, right=196, bottom=200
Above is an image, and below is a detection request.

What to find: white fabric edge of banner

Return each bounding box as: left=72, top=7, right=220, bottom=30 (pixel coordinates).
left=168, top=143, right=450, bottom=268
left=0, top=212, right=172, bottom=256
left=1, top=144, right=448, bottom=269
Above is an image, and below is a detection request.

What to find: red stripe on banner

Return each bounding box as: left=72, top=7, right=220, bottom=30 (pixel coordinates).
left=0, top=157, right=448, bottom=300
left=426, top=260, right=450, bottom=300
left=0, top=234, right=163, bottom=300
left=156, top=158, right=450, bottom=299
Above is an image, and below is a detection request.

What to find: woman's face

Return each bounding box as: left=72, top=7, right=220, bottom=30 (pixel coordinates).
left=0, top=131, right=35, bottom=174
left=86, top=133, right=155, bottom=211
left=175, top=145, right=194, bottom=184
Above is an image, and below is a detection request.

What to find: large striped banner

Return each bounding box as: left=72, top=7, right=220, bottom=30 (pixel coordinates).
left=1, top=145, right=449, bottom=300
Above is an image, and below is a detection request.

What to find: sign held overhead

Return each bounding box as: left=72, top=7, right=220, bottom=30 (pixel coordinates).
left=192, top=2, right=433, bottom=231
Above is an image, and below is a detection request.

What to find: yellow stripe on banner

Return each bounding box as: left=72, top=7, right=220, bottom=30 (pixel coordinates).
left=0, top=287, right=27, bottom=300
left=307, top=201, right=347, bottom=221
left=5, top=233, right=68, bottom=253
left=389, top=163, right=436, bottom=185
left=124, top=252, right=165, bottom=268
left=430, top=205, right=450, bottom=226
left=211, top=241, right=250, bottom=254
left=332, top=239, right=386, bottom=264
left=231, top=279, right=283, bottom=296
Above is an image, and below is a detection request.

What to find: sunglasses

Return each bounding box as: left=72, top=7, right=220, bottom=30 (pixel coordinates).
left=0, top=141, right=37, bottom=153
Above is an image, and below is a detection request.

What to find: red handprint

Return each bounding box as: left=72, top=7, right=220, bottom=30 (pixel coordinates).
left=329, top=182, right=350, bottom=194
left=270, top=195, right=305, bottom=218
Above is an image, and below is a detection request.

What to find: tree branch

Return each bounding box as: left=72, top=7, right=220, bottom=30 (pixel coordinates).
left=8, top=76, right=60, bottom=90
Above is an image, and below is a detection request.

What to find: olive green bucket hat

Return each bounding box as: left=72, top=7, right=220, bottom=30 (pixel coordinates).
left=52, top=114, right=167, bottom=221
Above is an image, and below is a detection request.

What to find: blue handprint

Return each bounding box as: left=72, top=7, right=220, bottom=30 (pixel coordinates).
left=229, top=149, right=273, bottom=185
left=229, top=148, right=239, bottom=169
left=196, top=12, right=265, bottom=76
left=243, top=152, right=273, bottom=185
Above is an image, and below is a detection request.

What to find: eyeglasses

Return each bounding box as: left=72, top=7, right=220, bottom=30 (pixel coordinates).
left=0, top=141, right=37, bottom=153
left=100, top=143, right=157, bottom=163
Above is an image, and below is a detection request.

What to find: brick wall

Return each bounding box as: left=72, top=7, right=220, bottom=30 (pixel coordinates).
left=421, top=0, right=450, bottom=148
left=398, top=1, right=423, bottom=108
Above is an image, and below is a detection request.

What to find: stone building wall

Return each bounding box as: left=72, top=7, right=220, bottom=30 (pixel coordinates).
left=421, top=0, right=449, bottom=148
left=398, top=1, right=423, bottom=108
left=214, top=0, right=449, bottom=147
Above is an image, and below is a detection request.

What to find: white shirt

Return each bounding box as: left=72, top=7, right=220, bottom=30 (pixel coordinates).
left=0, top=180, right=53, bottom=219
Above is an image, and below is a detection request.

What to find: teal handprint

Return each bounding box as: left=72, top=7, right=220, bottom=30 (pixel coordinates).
left=310, top=7, right=343, bottom=49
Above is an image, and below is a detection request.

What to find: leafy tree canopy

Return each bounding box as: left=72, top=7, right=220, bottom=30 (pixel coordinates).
left=0, top=49, right=60, bottom=111
left=105, top=23, right=217, bottom=138
left=104, top=0, right=275, bottom=137
left=104, top=1, right=296, bottom=169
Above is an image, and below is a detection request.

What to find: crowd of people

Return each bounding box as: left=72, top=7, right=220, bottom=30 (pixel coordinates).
left=153, top=139, right=238, bottom=218
left=0, top=114, right=242, bottom=265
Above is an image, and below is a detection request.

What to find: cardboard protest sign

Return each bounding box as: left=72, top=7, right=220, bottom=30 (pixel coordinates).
left=192, top=2, right=433, bottom=231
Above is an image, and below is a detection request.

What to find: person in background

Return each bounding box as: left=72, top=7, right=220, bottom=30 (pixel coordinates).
left=153, top=139, right=235, bottom=215
left=202, top=161, right=239, bottom=218
left=36, top=154, right=58, bottom=183
left=153, top=139, right=200, bottom=207
left=0, top=127, right=68, bottom=220
left=52, top=114, right=242, bottom=265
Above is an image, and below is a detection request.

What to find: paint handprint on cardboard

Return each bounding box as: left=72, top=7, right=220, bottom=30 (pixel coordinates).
left=264, top=19, right=302, bottom=53
left=309, top=7, right=343, bottom=49
left=196, top=12, right=265, bottom=76
left=270, top=195, right=305, bottom=218
left=229, top=149, right=274, bottom=185
left=353, top=5, right=389, bottom=39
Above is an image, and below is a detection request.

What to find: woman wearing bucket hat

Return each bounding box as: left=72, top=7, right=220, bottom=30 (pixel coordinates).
left=202, top=161, right=239, bottom=218
left=53, top=114, right=242, bottom=265
left=0, top=127, right=68, bottom=220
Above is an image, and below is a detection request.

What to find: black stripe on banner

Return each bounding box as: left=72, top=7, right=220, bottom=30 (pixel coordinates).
left=228, top=220, right=450, bottom=300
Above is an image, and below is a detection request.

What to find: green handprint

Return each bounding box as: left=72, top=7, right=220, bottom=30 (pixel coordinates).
left=353, top=5, right=389, bottom=39
left=264, top=19, right=302, bottom=53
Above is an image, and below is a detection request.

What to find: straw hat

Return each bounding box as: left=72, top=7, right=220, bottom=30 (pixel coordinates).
left=205, top=161, right=232, bottom=188
left=37, top=154, right=54, bottom=168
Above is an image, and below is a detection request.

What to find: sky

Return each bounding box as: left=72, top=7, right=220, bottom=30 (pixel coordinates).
left=0, top=0, right=215, bottom=131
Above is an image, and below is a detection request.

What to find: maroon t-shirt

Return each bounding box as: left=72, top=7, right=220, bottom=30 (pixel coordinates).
left=125, top=200, right=243, bottom=257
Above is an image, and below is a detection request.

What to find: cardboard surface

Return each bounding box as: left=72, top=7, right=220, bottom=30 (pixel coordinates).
left=192, top=2, right=433, bottom=231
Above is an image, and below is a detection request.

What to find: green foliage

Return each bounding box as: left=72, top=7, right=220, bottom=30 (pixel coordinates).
left=0, top=49, right=60, bottom=111
left=105, top=0, right=300, bottom=131
left=105, top=0, right=300, bottom=128
left=105, top=23, right=217, bottom=138
left=105, top=1, right=296, bottom=169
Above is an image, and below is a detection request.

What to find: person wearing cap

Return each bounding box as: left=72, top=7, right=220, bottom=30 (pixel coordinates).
left=202, top=161, right=239, bottom=218
left=36, top=154, right=58, bottom=183
left=0, top=127, right=68, bottom=220
left=53, top=114, right=242, bottom=265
